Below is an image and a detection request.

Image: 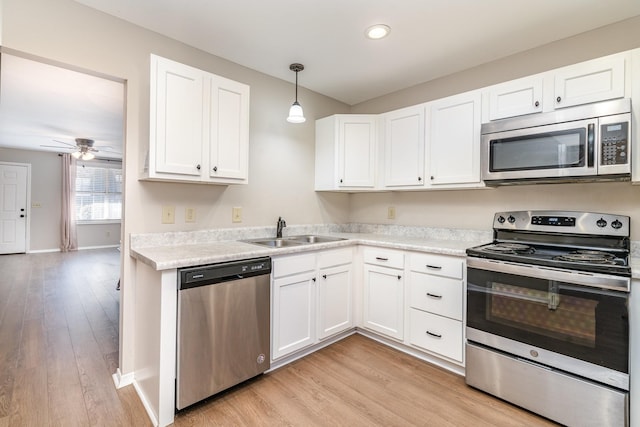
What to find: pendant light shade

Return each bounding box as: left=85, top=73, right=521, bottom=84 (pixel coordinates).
left=287, top=63, right=306, bottom=123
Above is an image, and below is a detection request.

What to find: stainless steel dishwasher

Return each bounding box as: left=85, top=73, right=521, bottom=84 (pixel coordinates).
left=176, top=257, right=271, bottom=410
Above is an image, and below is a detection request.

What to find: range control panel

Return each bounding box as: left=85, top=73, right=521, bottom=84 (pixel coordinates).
left=493, top=210, right=630, bottom=237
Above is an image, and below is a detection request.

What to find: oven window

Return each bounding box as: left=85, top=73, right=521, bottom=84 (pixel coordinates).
left=467, top=267, right=628, bottom=373
left=488, top=282, right=596, bottom=348
left=490, top=129, right=585, bottom=172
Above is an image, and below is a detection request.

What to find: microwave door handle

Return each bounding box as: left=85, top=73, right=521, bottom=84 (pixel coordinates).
left=587, top=123, right=595, bottom=167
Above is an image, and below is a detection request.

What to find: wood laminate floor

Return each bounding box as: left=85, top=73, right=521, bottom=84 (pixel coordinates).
left=0, top=249, right=557, bottom=426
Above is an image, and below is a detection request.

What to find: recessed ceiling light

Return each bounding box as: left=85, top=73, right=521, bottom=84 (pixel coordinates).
left=365, top=24, right=391, bottom=40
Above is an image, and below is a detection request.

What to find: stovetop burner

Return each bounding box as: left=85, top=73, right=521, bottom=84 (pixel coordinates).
left=554, top=250, right=617, bottom=264
left=484, top=243, right=535, bottom=255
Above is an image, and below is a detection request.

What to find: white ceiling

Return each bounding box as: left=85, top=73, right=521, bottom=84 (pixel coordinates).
left=75, top=0, right=640, bottom=105
left=0, top=53, right=124, bottom=159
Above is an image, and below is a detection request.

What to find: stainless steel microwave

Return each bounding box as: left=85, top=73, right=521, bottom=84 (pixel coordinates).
left=481, top=99, right=631, bottom=185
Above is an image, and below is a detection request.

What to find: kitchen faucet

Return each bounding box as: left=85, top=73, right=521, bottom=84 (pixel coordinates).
left=276, top=217, right=286, bottom=238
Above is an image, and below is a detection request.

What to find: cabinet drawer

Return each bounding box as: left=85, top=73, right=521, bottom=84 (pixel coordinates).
left=409, top=273, right=463, bottom=320
left=317, top=247, right=353, bottom=269
left=409, top=309, right=463, bottom=362
left=409, top=253, right=463, bottom=279
left=363, top=247, right=404, bottom=269
left=272, top=253, right=316, bottom=278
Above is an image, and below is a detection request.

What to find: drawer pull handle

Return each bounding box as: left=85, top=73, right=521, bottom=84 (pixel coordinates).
left=426, top=331, right=442, bottom=339
left=426, top=264, right=442, bottom=270
left=375, top=257, right=389, bottom=261
left=426, top=293, right=442, bottom=299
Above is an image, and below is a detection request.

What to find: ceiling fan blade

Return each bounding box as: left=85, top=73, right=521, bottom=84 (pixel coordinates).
left=52, top=139, right=77, bottom=148
left=40, top=144, right=73, bottom=149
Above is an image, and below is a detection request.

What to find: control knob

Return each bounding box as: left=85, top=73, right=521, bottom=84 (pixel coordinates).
left=596, top=218, right=607, bottom=228
left=497, top=216, right=506, bottom=224
left=507, top=215, right=516, bottom=224
left=611, top=219, right=623, bottom=230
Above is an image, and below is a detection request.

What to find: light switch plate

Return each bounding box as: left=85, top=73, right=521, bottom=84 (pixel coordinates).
left=388, top=206, right=396, bottom=220
left=232, top=207, right=242, bottom=223
left=185, top=207, right=196, bottom=223
left=162, top=206, right=175, bottom=224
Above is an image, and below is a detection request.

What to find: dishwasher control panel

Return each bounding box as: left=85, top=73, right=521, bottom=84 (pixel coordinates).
left=179, top=257, right=272, bottom=290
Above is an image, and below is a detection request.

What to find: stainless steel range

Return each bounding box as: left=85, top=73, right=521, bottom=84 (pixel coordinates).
left=465, top=210, right=630, bottom=427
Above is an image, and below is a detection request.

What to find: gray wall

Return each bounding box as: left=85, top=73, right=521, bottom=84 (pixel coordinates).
left=0, top=147, right=121, bottom=251
left=348, top=16, right=640, bottom=240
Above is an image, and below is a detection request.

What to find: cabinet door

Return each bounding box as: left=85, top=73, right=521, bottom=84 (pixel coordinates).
left=208, top=76, right=250, bottom=182
left=272, top=272, right=316, bottom=359
left=554, top=56, right=625, bottom=109
left=487, top=76, right=543, bottom=120
left=338, top=116, right=377, bottom=188
left=363, top=264, right=404, bottom=340
left=150, top=55, right=204, bottom=177
left=427, top=92, right=481, bottom=185
left=384, top=106, right=425, bottom=187
left=317, top=264, right=353, bottom=339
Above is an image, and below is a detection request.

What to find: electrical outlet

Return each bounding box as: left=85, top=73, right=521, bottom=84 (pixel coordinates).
left=388, top=206, right=396, bottom=220
left=162, top=206, right=175, bottom=224
left=232, top=207, right=242, bottom=223
left=31, top=202, right=42, bottom=208
left=185, top=207, right=196, bottom=223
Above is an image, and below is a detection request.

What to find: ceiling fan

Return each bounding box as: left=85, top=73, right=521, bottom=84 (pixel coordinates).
left=41, top=137, right=120, bottom=160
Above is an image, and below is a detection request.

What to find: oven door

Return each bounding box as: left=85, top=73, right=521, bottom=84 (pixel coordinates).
left=481, top=118, right=597, bottom=182
left=467, top=257, right=629, bottom=390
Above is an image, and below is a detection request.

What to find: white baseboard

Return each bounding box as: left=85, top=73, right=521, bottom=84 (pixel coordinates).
left=27, top=248, right=60, bottom=254
left=112, top=368, right=134, bottom=389
left=79, top=244, right=120, bottom=250
left=133, top=380, right=160, bottom=427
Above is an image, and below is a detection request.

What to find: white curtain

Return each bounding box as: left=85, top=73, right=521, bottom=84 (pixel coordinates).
left=61, top=153, right=78, bottom=252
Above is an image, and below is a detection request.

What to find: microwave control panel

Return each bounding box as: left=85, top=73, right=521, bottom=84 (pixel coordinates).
left=600, top=121, right=628, bottom=166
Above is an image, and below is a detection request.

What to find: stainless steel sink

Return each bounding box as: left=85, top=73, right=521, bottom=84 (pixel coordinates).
left=245, top=235, right=346, bottom=248
left=286, top=235, right=346, bottom=244
left=246, top=238, right=304, bottom=248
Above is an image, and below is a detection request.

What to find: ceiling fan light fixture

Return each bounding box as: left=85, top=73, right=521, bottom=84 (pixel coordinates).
left=81, top=151, right=95, bottom=161
left=71, top=150, right=82, bottom=159
left=365, top=24, right=391, bottom=40
left=287, top=63, right=306, bottom=124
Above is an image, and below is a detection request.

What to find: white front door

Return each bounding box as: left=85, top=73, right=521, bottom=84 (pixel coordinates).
left=0, top=162, right=29, bottom=254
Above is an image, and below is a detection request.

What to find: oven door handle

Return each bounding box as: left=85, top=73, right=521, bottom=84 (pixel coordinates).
left=467, top=257, right=630, bottom=292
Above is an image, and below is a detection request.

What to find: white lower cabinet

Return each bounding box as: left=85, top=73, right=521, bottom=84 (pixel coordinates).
left=272, top=248, right=353, bottom=360
left=407, top=252, right=465, bottom=363
left=362, top=248, right=405, bottom=341
left=409, top=309, right=463, bottom=362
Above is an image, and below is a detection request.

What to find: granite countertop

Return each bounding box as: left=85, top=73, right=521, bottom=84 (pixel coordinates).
left=129, top=224, right=640, bottom=279
left=130, top=232, right=485, bottom=271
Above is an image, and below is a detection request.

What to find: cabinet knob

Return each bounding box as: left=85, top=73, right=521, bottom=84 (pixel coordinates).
left=212, top=166, right=218, bottom=172
left=196, top=164, right=201, bottom=170
left=312, top=277, right=316, bottom=282
left=430, top=176, right=434, bottom=180
left=397, top=275, right=402, bottom=280
left=322, top=274, right=327, bottom=279
left=534, top=101, right=540, bottom=107
left=556, top=96, right=562, bottom=103
left=20, top=214, right=25, bottom=218
left=418, top=177, right=422, bottom=182
left=339, top=178, right=343, bottom=183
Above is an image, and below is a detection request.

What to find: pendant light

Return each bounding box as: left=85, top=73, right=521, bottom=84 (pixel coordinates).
left=287, top=63, right=306, bottom=123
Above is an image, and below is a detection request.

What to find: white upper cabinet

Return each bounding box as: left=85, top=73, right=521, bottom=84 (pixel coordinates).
left=146, top=54, right=250, bottom=184
left=383, top=105, right=425, bottom=188
left=484, top=52, right=628, bottom=122
left=553, top=55, right=625, bottom=109
left=315, top=115, right=377, bottom=190
left=150, top=56, right=204, bottom=178
left=487, top=76, right=543, bottom=121
left=426, top=91, right=481, bottom=186
left=207, top=76, right=250, bottom=182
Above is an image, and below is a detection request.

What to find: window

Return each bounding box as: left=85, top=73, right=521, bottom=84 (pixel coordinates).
left=75, top=161, right=122, bottom=222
